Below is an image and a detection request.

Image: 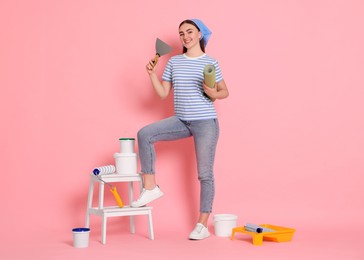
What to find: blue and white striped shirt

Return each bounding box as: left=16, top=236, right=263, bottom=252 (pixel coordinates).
left=162, top=54, right=223, bottom=121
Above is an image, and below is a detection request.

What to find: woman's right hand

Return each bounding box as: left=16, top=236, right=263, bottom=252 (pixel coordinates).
left=146, top=59, right=157, bottom=75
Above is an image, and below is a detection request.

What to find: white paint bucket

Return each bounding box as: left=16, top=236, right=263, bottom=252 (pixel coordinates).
left=113, top=153, right=137, bottom=174
left=119, top=138, right=135, bottom=154
left=213, top=214, right=238, bottom=237
left=72, top=228, right=90, bottom=248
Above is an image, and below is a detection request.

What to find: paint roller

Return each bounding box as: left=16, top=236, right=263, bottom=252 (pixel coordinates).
left=93, top=166, right=124, bottom=207
left=245, top=223, right=275, bottom=233
left=153, top=38, right=172, bottom=65
left=93, top=165, right=115, bottom=175
left=203, top=64, right=216, bottom=88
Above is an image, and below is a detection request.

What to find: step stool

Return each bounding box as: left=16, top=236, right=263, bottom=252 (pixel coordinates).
left=85, top=173, right=154, bottom=244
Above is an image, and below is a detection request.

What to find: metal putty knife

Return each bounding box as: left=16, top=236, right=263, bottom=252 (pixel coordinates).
left=154, top=38, right=172, bottom=65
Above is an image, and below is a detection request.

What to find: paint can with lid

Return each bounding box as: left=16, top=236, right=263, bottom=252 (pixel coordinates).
left=119, top=138, right=135, bottom=154
left=72, top=228, right=90, bottom=248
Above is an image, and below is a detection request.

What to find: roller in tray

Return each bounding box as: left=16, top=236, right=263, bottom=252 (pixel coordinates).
left=231, top=224, right=295, bottom=245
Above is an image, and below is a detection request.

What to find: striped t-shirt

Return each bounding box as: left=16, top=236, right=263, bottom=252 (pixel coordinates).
left=162, top=54, right=223, bottom=121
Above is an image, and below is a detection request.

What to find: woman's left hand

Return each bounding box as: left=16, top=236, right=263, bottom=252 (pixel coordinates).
left=203, top=82, right=218, bottom=100
left=203, top=80, right=229, bottom=101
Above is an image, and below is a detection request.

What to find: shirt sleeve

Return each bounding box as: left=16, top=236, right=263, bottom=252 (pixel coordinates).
left=213, top=60, right=224, bottom=83
left=162, top=58, right=173, bottom=82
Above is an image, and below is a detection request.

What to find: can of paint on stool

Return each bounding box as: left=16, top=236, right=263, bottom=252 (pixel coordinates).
left=113, top=153, right=137, bottom=174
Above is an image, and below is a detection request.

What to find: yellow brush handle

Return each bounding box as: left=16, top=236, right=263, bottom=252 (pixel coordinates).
left=110, top=187, right=124, bottom=207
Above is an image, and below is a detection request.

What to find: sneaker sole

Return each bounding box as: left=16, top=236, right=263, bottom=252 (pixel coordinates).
left=189, top=233, right=210, bottom=240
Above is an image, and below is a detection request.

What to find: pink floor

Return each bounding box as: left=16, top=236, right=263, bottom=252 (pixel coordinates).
left=3, top=222, right=363, bottom=260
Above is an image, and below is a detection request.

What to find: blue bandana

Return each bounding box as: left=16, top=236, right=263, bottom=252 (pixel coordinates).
left=191, top=19, right=212, bottom=47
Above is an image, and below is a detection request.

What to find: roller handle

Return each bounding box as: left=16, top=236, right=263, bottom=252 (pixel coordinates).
left=110, top=186, right=124, bottom=208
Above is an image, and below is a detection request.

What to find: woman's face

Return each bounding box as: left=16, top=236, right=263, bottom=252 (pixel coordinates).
left=179, top=23, right=201, bottom=50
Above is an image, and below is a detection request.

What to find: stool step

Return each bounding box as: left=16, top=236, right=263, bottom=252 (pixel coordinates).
left=92, top=206, right=152, bottom=212
left=89, top=206, right=153, bottom=217
left=91, top=173, right=141, bottom=183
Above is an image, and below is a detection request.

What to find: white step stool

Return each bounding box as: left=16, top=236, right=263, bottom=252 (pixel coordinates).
left=85, top=173, right=154, bottom=244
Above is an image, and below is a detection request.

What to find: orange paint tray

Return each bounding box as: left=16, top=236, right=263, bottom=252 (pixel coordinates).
left=231, top=224, right=295, bottom=245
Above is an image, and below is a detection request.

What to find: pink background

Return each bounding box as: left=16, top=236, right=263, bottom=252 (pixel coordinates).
left=1, top=0, right=363, bottom=259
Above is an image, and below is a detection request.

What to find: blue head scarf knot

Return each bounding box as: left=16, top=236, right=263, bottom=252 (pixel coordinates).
left=191, top=19, right=212, bottom=47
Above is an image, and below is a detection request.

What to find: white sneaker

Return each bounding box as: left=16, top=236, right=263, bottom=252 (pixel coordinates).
left=189, top=223, right=210, bottom=240
left=131, top=186, right=164, bottom=207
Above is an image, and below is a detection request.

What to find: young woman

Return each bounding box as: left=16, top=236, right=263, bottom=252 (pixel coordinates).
left=131, top=19, right=229, bottom=240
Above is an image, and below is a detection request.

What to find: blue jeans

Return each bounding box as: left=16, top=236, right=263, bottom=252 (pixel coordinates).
left=137, top=116, right=219, bottom=213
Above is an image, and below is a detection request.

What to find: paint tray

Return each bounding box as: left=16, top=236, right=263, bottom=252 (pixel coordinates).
left=231, top=224, right=295, bottom=245
left=260, top=224, right=295, bottom=242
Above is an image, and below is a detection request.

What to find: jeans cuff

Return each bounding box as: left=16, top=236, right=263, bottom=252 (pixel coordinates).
left=140, top=171, right=155, bottom=175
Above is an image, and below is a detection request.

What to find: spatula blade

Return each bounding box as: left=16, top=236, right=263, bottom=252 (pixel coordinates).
left=156, top=38, right=172, bottom=56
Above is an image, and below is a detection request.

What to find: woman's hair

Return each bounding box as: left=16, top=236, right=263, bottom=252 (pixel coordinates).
left=179, top=20, right=205, bottom=53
